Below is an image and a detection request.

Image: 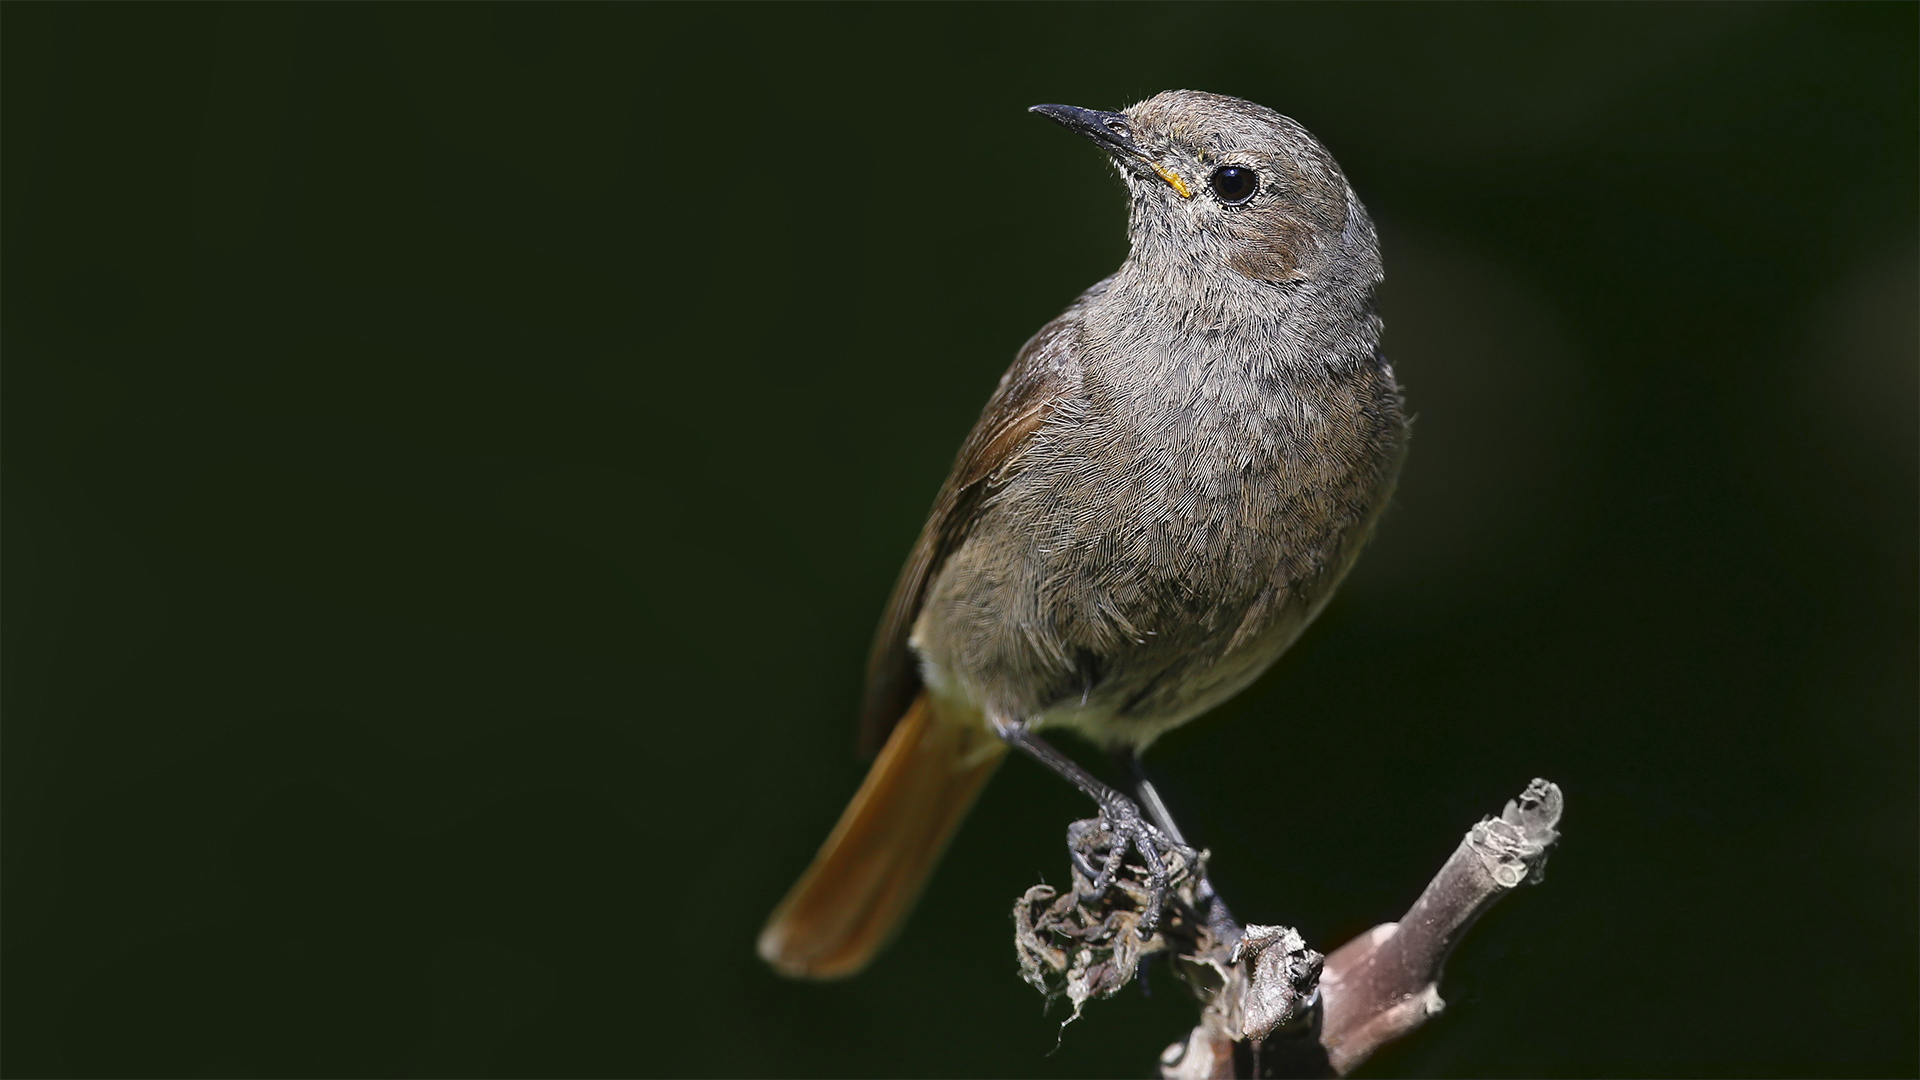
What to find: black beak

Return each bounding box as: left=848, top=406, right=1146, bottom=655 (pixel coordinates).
left=1030, top=103, right=1193, bottom=198
left=1029, top=103, right=1147, bottom=164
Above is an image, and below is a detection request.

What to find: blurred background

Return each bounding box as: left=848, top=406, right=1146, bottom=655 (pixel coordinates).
left=4, top=4, right=1913, bottom=1077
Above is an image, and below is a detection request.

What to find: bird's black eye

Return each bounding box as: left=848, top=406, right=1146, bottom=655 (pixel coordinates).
left=1209, top=165, right=1257, bottom=205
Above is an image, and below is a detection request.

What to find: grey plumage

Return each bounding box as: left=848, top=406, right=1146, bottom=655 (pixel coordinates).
left=765, top=89, right=1405, bottom=980
left=869, top=90, right=1406, bottom=753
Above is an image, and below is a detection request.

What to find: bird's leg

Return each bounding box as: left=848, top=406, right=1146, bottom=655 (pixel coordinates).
left=990, top=716, right=1191, bottom=937
left=1117, top=751, right=1244, bottom=951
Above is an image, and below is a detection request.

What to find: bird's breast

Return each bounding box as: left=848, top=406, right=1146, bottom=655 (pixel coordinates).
left=914, top=324, right=1404, bottom=739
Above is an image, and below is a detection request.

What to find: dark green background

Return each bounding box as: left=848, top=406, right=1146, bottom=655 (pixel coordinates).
left=5, top=4, right=1914, bottom=1077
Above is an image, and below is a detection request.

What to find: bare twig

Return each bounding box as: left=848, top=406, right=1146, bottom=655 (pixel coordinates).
left=1013, top=778, right=1564, bottom=1078
left=1315, top=778, right=1563, bottom=1074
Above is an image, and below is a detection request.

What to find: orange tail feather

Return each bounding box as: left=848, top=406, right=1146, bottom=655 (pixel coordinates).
left=758, top=693, right=1005, bottom=979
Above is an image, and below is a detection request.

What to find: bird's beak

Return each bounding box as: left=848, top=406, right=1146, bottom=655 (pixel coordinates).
left=1029, top=103, right=1193, bottom=199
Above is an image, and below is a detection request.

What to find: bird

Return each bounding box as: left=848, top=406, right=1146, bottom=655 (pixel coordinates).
left=759, top=90, right=1407, bottom=980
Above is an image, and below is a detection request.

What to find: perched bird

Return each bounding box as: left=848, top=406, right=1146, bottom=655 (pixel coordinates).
left=760, top=90, right=1407, bottom=980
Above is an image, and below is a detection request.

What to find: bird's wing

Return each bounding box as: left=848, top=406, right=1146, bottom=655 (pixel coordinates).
left=857, top=281, right=1103, bottom=755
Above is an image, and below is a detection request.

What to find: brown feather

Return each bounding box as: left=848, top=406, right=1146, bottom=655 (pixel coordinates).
left=858, top=281, right=1106, bottom=755
left=758, top=692, right=1006, bottom=979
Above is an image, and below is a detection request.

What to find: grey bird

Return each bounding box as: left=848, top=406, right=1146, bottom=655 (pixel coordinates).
left=760, top=90, right=1407, bottom=980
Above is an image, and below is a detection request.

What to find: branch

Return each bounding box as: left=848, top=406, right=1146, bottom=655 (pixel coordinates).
left=1313, top=777, right=1563, bottom=1074
left=1012, top=778, right=1564, bottom=1078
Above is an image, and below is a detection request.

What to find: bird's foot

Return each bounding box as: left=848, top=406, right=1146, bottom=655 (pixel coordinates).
left=1068, top=795, right=1198, bottom=938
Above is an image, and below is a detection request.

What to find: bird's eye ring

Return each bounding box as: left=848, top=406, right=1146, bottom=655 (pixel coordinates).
left=1209, top=165, right=1257, bottom=205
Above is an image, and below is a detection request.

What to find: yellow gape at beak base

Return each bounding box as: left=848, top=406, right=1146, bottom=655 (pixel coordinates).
left=1153, top=163, right=1193, bottom=198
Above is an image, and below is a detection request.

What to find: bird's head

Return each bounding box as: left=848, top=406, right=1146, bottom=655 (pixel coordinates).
left=1032, top=90, right=1375, bottom=290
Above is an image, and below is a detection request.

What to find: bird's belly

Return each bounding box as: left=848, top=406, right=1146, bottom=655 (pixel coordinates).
left=911, top=343, right=1406, bottom=749
left=1024, top=597, right=1316, bottom=750
left=912, top=473, right=1335, bottom=748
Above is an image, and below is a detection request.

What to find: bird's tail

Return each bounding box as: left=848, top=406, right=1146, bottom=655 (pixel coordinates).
left=758, top=692, right=1006, bottom=979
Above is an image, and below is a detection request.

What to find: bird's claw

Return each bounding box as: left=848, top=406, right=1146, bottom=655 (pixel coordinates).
left=1072, top=796, right=1195, bottom=938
